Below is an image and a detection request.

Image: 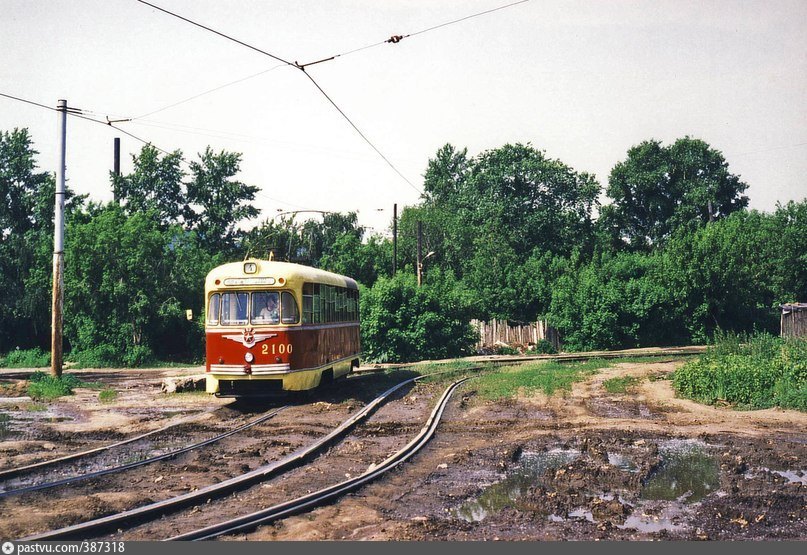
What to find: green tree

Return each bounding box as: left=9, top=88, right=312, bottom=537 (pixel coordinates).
left=360, top=271, right=477, bottom=363
left=604, top=137, right=749, bottom=249
left=111, top=145, right=185, bottom=226
left=185, top=147, right=259, bottom=254
left=0, top=129, right=84, bottom=351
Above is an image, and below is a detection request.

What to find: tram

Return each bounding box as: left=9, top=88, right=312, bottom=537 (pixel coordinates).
left=204, top=259, right=361, bottom=396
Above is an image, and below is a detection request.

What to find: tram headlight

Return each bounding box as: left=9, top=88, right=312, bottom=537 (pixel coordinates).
left=244, top=352, right=255, bottom=363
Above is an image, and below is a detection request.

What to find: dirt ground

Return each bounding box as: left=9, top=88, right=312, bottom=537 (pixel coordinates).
left=0, top=358, right=804, bottom=541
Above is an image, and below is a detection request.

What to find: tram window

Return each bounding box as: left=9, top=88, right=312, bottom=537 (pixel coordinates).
left=281, top=292, right=299, bottom=324
left=221, top=292, right=248, bottom=326
left=207, top=293, right=220, bottom=325
left=302, top=283, right=314, bottom=324
left=251, top=291, right=279, bottom=324
left=312, top=283, right=321, bottom=323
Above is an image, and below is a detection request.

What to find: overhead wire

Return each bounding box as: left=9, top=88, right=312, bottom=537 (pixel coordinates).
left=133, top=63, right=288, bottom=120
left=134, top=0, right=422, bottom=194
left=0, top=90, right=317, bottom=211
left=295, top=0, right=532, bottom=68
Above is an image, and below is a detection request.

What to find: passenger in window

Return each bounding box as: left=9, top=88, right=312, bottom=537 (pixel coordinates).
left=259, top=295, right=279, bottom=323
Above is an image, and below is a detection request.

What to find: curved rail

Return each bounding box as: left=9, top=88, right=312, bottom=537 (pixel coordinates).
left=22, top=375, right=423, bottom=541
left=170, top=377, right=469, bottom=541
left=0, top=407, right=219, bottom=481
left=0, top=407, right=286, bottom=498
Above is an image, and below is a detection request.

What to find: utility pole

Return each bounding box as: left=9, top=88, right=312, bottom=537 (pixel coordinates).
left=392, top=203, right=397, bottom=276
left=51, top=99, right=67, bottom=378
left=416, top=220, right=422, bottom=287
left=113, top=137, right=121, bottom=202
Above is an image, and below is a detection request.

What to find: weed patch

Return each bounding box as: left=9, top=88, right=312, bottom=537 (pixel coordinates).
left=603, top=375, right=641, bottom=394
left=673, top=332, right=806, bottom=411
left=98, top=389, right=118, bottom=403
left=474, top=359, right=608, bottom=400
left=1, top=348, right=50, bottom=368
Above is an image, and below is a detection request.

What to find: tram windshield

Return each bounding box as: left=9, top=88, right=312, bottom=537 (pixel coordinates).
left=208, top=290, right=299, bottom=326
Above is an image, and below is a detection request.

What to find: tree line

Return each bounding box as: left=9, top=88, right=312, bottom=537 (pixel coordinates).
left=1, top=128, right=804, bottom=364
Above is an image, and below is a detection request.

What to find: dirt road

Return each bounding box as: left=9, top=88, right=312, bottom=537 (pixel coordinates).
left=0, top=359, right=804, bottom=540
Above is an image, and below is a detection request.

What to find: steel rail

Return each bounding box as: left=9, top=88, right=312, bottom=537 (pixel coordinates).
left=0, top=407, right=287, bottom=498
left=0, top=407, right=220, bottom=481
left=22, top=375, right=423, bottom=541
left=170, top=377, right=469, bottom=541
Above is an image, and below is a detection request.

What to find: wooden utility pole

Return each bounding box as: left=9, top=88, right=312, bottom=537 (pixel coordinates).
left=416, top=220, right=422, bottom=287
left=392, top=203, right=397, bottom=276
left=51, top=99, right=67, bottom=378
left=113, top=137, right=121, bottom=202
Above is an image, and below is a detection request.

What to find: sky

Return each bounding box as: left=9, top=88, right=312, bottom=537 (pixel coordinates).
left=1, top=0, right=806, bottom=237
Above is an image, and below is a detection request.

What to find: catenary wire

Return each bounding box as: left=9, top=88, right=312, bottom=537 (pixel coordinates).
left=133, top=63, right=288, bottom=120
left=134, top=0, right=422, bottom=194
left=296, top=0, right=532, bottom=68
left=0, top=91, right=317, bottom=210
left=135, top=0, right=293, bottom=66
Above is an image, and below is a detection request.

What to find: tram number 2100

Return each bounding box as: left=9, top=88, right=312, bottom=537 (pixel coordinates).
left=261, top=343, right=293, bottom=355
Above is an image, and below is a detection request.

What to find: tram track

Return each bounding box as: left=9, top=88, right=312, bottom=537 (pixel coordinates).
left=22, top=374, right=427, bottom=541
left=0, top=406, right=287, bottom=498
left=171, top=377, right=469, bottom=541
left=0, top=407, right=222, bottom=482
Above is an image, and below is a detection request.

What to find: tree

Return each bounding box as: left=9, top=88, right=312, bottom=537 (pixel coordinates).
left=360, top=271, right=476, bottom=363
left=112, top=145, right=185, bottom=226
left=0, top=128, right=84, bottom=352
left=604, top=137, right=749, bottom=249
left=184, top=147, right=259, bottom=254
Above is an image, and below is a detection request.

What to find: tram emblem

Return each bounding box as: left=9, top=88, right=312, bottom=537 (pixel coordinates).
left=222, top=327, right=277, bottom=349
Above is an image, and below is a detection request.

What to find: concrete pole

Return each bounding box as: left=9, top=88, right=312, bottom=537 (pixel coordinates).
left=416, top=220, right=422, bottom=287
left=392, top=203, right=397, bottom=276
left=51, top=99, right=67, bottom=378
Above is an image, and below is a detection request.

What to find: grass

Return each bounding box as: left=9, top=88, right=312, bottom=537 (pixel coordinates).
left=0, top=348, right=50, bottom=368
left=25, top=402, right=48, bottom=412
left=673, top=332, right=806, bottom=411
left=26, top=371, right=109, bottom=401
left=0, top=413, right=10, bottom=437
left=98, top=389, right=118, bottom=403
left=602, top=375, right=641, bottom=394
left=473, top=358, right=609, bottom=400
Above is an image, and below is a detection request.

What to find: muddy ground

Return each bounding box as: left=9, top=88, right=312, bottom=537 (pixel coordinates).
left=0, top=357, right=804, bottom=541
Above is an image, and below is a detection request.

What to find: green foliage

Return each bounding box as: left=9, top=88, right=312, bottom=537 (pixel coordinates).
left=527, top=339, right=557, bottom=355
left=27, top=371, right=83, bottom=400
left=1, top=348, right=50, bottom=368
left=603, top=137, right=748, bottom=249
left=546, top=251, right=679, bottom=351
left=98, top=388, right=118, bottom=403
left=474, top=359, right=607, bottom=400
left=112, top=145, right=185, bottom=226
left=602, top=375, right=641, bottom=394
left=360, top=271, right=477, bottom=363
left=673, top=333, right=807, bottom=410
left=184, top=147, right=259, bottom=255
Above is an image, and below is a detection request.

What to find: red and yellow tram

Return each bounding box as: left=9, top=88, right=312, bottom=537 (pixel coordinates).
left=204, top=259, right=361, bottom=396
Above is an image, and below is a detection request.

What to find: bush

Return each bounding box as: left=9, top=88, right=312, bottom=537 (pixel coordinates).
left=528, top=339, right=557, bottom=355
left=27, top=371, right=82, bottom=400
left=1, top=348, right=50, bottom=368
left=98, top=388, right=118, bottom=403
left=69, top=344, right=122, bottom=368
left=673, top=332, right=807, bottom=411
left=360, top=270, right=477, bottom=363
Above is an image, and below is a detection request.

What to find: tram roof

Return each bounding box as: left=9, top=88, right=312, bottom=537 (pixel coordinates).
left=205, top=259, right=358, bottom=291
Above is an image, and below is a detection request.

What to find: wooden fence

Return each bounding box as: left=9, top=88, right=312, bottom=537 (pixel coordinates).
left=471, top=319, right=561, bottom=351
left=781, top=303, right=807, bottom=338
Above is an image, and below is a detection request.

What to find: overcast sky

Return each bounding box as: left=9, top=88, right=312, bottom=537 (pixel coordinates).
left=2, top=0, right=805, bottom=236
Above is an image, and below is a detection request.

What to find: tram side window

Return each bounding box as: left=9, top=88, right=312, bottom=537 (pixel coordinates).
left=221, top=292, right=248, bottom=325
left=207, top=293, right=221, bottom=325
left=302, top=283, right=314, bottom=324
left=281, top=291, right=299, bottom=324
